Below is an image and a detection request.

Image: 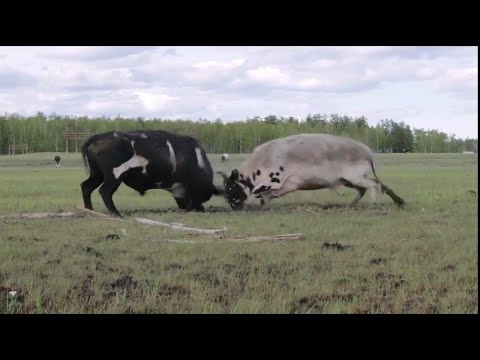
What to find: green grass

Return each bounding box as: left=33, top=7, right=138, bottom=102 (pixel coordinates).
left=0, top=152, right=477, bottom=313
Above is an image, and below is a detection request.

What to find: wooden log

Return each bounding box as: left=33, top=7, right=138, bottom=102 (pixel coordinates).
left=134, top=217, right=226, bottom=235
left=0, top=212, right=77, bottom=219
left=74, top=207, right=124, bottom=221
left=131, top=233, right=304, bottom=244
left=228, top=233, right=304, bottom=242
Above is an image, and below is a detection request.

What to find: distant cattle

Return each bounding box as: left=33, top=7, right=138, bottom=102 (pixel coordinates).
left=53, top=155, right=61, bottom=167
left=221, top=153, right=229, bottom=163
left=403, top=148, right=411, bottom=153
left=80, top=130, right=224, bottom=216
left=218, top=133, right=405, bottom=211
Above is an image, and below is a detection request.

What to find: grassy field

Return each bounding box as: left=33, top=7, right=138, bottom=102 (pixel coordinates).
left=0, top=152, right=477, bottom=314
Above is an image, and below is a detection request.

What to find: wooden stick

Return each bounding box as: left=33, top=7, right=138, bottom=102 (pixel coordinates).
left=74, top=207, right=124, bottom=221
left=0, top=212, right=77, bottom=219
left=228, top=233, right=304, bottom=242
left=131, top=233, right=304, bottom=243
left=134, top=217, right=227, bottom=235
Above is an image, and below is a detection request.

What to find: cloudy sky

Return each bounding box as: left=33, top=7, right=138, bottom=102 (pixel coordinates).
left=0, top=46, right=477, bottom=138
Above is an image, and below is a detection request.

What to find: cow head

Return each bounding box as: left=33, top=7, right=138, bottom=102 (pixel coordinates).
left=217, top=170, right=252, bottom=211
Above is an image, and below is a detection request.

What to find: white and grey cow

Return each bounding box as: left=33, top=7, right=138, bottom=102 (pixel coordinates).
left=218, top=133, right=405, bottom=210
left=80, top=130, right=224, bottom=216
left=221, top=153, right=229, bottom=163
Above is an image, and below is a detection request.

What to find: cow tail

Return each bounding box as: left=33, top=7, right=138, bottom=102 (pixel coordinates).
left=370, top=160, right=380, bottom=184
left=370, top=160, right=406, bottom=207
left=81, top=135, right=96, bottom=173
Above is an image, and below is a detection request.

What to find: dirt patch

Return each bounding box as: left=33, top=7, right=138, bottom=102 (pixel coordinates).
left=442, top=264, right=456, bottom=272
left=47, top=258, right=61, bottom=265
left=103, top=275, right=139, bottom=301
left=67, top=274, right=96, bottom=307
left=189, top=255, right=216, bottom=265
left=322, top=242, right=351, bottom=251
left=83, top=246, right=103, bottom=259
left=374, top=271, right=397, bottom=280
left=95, top=262, right=117, bottom=274
left=290, top=292, right=356, bottom=314
left=110, top=275, right=138, bottom=291
left=400, top=290, right=440, bottom=313
left=369, top=257, right=387, bottom=265
left=191, top=271, right=221, bottom=286
left=234, top=265, right=260, bottom=281
left=313, top=259, right=333, bottom=272
left=374, top=272, right=407, bottom=290
left=220, top=263, right=236, bottom=273
left=135, top=256, right=154, bottom=264
left=212, top=281, right=245, bottom=308
left=158, top=284, right=191, bottom=298
left=7, top=236, right=24, bottom=242
left=264, top=263, right=297, bottom=278
left=105, top=234, right=120, bottom=240
left=164, top=263, right=184, bottom=271
left=465, top=190, right=477, bottom=197
left=234, top=253, right=256, bottom=263
left=0, top=272, right=11, bottom=282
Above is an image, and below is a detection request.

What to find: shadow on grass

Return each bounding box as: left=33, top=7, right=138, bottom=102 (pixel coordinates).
left=121, top=202, right=376, bottom=216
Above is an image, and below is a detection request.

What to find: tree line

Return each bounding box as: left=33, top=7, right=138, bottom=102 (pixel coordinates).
left=0, top=112, right=477, bottom=154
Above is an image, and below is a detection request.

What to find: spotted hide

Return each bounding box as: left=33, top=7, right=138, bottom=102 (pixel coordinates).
left=80, top=130, right=223, bottom=216
left=218, top=133, right=405, bottom=211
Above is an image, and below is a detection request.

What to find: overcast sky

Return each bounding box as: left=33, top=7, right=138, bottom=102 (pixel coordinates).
left=0, top=46, right=477, bottom=139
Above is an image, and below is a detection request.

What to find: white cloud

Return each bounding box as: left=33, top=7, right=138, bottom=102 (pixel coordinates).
left=433, top=67, right=478, bottom=96
left=246, top=66, right=290, bottom=85
left=0, top=46, right=476, bottom=138
left=134, top=89, right=179, bottom=112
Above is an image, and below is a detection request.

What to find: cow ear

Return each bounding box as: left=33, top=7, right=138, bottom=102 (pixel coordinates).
left=230, top=169, right=239, bottom=181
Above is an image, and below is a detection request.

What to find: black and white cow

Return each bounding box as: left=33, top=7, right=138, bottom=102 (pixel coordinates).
left=53, top=155, right=61, bottom=167
left=218, top=133, right=405, bottom=211
left=80, top=130, right=223, bottom=216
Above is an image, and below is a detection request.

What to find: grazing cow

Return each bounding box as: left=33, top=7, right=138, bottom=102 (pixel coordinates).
left=218, top=133, right=405, bottom=211
left=221, top=153, right=229, bottom=163
left=80, top=130, right=224, bottom=216
left=53, top=155, right=61, bottom=167
left=403, top=148, right=411, bottom=153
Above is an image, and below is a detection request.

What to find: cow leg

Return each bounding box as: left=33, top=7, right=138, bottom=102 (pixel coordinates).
left=268, top=176, right=302, bottom=199
left=339, top=178, right=367, bottom=206
left=174, top=197, right=189, bottom=210
left=185, top=195, right=205, bottom=212
left=174, top=197, right=187, bottom=209
left=183, top=200, right=205, bottom=212
left=98, top=176, right=123, bottom=217
left=174, top=192, right=201, bottom=212
left=257, top=176, right=302, bottom=209
left=193, top=203, right=206, bottom=212
left=340, top=176, right=379, bottom=207
left=81, top=172, right=104, bottom=210
left=259, top=194, right=273, bottom=209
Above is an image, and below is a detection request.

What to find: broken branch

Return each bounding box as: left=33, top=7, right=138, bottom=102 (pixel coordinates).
left=134, top=217, right=227, bottom=235
left=74, top=207, right=124, bottom=221
left=229, top=233, right=304, bottom=242
left=130, top=232, right=304, bottom=243
left=0, top=212, right=77, bottom=220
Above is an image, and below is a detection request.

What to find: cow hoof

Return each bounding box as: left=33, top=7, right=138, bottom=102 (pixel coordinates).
left=194, top=205, right=205, bottom=212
